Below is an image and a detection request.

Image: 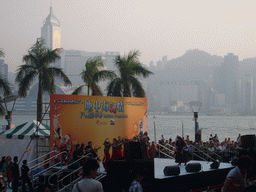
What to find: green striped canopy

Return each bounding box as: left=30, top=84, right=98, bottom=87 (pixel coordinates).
left=0, top=120, right=50, bottom=139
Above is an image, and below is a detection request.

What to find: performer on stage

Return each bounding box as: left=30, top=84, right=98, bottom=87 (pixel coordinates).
left=175, top=135, right=191, bottom=166
left=117, top=136, right=124, bottom=158
left=111, top=138, right=119, bottom=160
left=103, top=138, right=111, bottom=171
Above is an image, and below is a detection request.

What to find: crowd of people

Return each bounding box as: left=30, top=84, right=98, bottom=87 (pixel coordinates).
left=0, top=132, right=249, bottom=192
left=0, top=156, right=35, bottom=192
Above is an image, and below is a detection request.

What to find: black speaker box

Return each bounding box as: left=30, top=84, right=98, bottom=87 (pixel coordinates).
left=210, top=160, right=220, bottom=169
left=185, top=163, right=201, bottom=172
left=124, top=142, right=147, bottom=160
left=163, top=166, right=180, bottom=176
left=241, top=135, right=256, bottom=148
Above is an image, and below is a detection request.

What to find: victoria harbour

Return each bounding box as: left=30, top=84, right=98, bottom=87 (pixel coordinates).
left=1, top=114, right=256, bottom=142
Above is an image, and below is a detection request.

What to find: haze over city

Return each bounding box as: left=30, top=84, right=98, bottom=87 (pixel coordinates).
left=1, top=0, right=256, bottom=72
left=1, top=0, right=256, bottom=115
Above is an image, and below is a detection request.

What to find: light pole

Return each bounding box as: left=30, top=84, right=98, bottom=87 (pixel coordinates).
left=189, top=101, right=202, bottom=143
left=3, top=95, right=19, bottom=130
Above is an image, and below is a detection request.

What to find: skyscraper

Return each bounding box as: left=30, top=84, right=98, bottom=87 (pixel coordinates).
left=242, top=75, right=253, bottom=111
left=222, top=53, right=239, bottom=104
left=41, top=7, right=61, bottom=50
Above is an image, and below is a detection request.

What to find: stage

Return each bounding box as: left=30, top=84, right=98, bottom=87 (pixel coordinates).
left=154, top=158, right=233, bottom=179
left=106, top=158, right=234, bottom=192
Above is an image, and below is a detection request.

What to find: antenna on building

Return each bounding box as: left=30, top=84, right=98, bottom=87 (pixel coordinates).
left=50, top=0, right=52, bottom=13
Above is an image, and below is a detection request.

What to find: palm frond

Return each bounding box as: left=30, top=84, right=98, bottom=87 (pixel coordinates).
left=15, top=65, right=36, bottom=83
left=93, top=70, right=117, bottom=82
left=107, top=78, right=122, bottom=97
left=17, top=71, right=37, bottom=97
left=48, top=67, right=72, bottom=86
left=0, top=76, right=12, bottom=97
left=130, top=76, right=145, bottom=97
left=131, top=64, right=154, bottom=78
left=72, top=85, right=86, bottom=95
left=0, top=103, right=5, bottom=116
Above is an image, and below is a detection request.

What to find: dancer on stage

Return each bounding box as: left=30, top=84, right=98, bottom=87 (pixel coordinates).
left=103, top=138, right=111, bottom=171
left=175, top=135, right=191, bottom=166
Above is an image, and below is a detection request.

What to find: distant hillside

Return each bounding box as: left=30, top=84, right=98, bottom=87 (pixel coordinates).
left=162, top=49, right=223, bottom=80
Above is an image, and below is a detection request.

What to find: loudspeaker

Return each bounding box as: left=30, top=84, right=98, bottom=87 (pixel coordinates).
left=210, top=160, right=220, bottom=169
left=241, top=135, right=256, bottom=148
left=231, top=156, right=239, bottom=166
left=124, top=142, right=147, bottom=160
left=185, top=163, right=201, bottom=172
left=163, top=166, right=180, bottom=176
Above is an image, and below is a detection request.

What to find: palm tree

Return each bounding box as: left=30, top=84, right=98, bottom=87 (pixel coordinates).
left=0, top=49, right=12, bottom=116
left=107, top=50, right=153, bottom=97
left=72, top=56, right=116, bottom=95
left=16, top=38, right=72, bottom=122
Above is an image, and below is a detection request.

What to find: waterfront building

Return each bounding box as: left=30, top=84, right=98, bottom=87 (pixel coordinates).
left=159, top=81, right=198, bottom=111
left=62, top=50, right=118, bottom=92
left=242, top=75, right=253, bottom=111
left=213, top=53, right=239, bottom=105
left=222, top=53, right=239, bottom=104
left=41, top=7, right=61, bottom=51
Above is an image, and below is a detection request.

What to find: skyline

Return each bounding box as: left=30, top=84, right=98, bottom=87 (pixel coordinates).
left=1, top=0, right=256, bottom=72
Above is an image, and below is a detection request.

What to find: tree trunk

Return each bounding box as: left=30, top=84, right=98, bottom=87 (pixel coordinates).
left=87, top=85, right=90, bottom=96
left=37, top=81, right=43, bottom=123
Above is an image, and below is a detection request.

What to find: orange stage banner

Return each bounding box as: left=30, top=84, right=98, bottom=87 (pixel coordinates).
left=50, top=94, right=147, bottom=160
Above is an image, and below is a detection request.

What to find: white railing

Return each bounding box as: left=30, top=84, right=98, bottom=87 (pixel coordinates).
left=157, top=143, right=175, bottom=159
left=58, top=154, right=104, bottom=192
left=200, top=146, right=223, bottom=162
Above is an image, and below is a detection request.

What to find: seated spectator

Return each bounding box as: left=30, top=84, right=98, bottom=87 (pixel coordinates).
left=222, top=155, right=254, bottom=192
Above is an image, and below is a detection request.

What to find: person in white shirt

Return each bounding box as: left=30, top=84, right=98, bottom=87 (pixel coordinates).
left=72, top=158, right=103, bottom=192
left=222, top=155, right=255, bottom=192
left=161, top=135, right=165, bottom=142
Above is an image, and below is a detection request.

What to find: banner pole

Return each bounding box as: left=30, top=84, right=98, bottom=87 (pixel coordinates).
left=154, top=121, right=156, bottom=142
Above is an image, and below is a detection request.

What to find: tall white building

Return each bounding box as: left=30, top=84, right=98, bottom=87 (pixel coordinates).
left=41, top=7, right=61, bottom=50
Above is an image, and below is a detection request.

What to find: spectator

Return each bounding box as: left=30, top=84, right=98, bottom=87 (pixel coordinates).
left=72, top=144, right=80, bottom=161
left=161, top=135, right=165, bottom=142
left=209, top=134, right=213, bottom=143
left=72, top=158, right=103, bottom=192
left=185, top=135, right=190, bottom=142
left=11, top=156, right=19, bottom=192
left=0, top=182, right=6, bottom=192
left=214, top=134, right=219, bottom=142
left=150, top=142, right=157, bottom=158
left=21, top=160, right=33, bottom=192
left=237, top=134, right=241, bottom=143
left=222, top=155, right=254, bottom=192
left=129, top=166, right=147, bottom=192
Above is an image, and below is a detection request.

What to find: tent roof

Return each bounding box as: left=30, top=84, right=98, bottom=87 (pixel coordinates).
left=0, top=120, right=50, bottom=139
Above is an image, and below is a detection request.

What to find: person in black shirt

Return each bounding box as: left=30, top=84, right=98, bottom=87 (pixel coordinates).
left=85, top=141, right=100, bottom=159
left=11, top=156, right=20, bottom=192
left=21, top=160, right=33, bottom=192
left=73, top=144, right=80, bottom=161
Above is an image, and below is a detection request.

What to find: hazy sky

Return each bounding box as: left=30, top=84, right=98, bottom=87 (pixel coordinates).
left=1, top=0, right=256, bottom=72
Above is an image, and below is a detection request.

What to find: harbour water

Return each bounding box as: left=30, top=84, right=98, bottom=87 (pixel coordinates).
left=1, top=114, right=256, bottom=142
